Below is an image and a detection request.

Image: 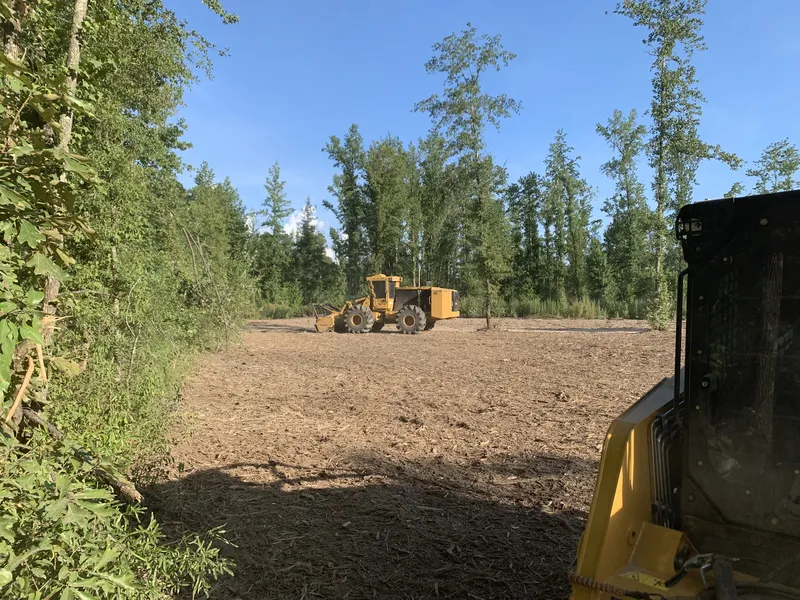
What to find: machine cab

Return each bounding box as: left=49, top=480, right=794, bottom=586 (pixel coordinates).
left=367, top=274, right=402, bottom=312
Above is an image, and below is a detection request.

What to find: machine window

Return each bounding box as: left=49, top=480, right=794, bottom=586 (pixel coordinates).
left=388, top=280, right=396, bottom=299
left=373, top=280, right=387, bottom=299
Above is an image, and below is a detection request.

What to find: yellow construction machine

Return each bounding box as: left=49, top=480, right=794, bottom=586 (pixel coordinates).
left=571, top=190, right=800, bottom=600
left=312, top=274, right=460, bottom=334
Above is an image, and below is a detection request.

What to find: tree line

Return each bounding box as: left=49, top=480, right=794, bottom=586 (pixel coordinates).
left=251, top=10, right=799, bottom=328
left=2, top=0, right=799, bottom=597
left=2, top=0, right=248, bottom=596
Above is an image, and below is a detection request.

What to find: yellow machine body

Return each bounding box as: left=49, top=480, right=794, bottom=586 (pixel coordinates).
left=570, top=377, right=706, bottom=599
left=313, top=274, right=460, bottom=334
left=571, top=191, right=800, bottom=599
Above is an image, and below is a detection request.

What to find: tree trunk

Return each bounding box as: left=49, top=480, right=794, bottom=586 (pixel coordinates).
left=2, top=0, right=28, bottom=60
left=42, top=0, right=89, bottom=345
left=58, top=0, right=88, bottom=151
left=484, top=277, right=491, bottom=330
left=752, top=251, right=783, bottom=449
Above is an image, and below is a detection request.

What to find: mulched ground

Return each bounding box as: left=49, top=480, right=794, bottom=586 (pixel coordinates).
left=150, top=317, right=673, bottom=600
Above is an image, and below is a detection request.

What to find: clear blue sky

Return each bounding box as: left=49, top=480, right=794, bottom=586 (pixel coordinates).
left=165, top=0, right=800, bottom=240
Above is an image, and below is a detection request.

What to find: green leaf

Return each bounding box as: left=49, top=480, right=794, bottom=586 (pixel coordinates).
left=20, top=324, right=44, bottom=345
left=0, top=516, right=15, bottom=543
left=55, top=474, right=70, bottom=497
left=72, top=589, right=98, bottom=600
left=92, top=547, right=119, bottom=572
left=17, top=220, right=46, bottom=249
left=55, top=248, right=76, bottom=266
left=76, top=501, right=117, bottom=518
left=0, top=221, right=13, bottom=242
left=26, top=253, right=68, bottom=281
left=59, top=588, right=74, bottom=600
left=26, top=289, right=45, bottom=306
left=0, top=301, right=16, bottom=315
left=0, top=183, right=29, bottom=208
left=62, top=155, right=93, bottom=178
left=0, top=569, right=11, bottom=588
left=96, top=572, right=136, bottom=591
left=44, top=497, right=68, bottom=521
left=0, top=363, right=10, bottom=394
left=49, top=357, right=81, bottom=377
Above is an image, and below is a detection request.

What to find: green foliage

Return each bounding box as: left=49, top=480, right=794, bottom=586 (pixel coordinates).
left=0, top=52, right=93, bottom=402
left=415, top=22, right=519, bottom=326
left=461, top=295, right=608, bottom=320
left=2, top=0, right=248, bottom=597
left=615, top=0, right=740, bottom=327
left=292, top=200, right=341, bottom=304
left=746, top=139, right=800, bottom=194
left=413, top=22, right=520, bottom=157
left=0, top=432, right=232, bottom=599
left=597, top=109, right=652, bottom=309
left=254, top=162, right=295, bottom=302
left=323, top=125, right=370, bottom=296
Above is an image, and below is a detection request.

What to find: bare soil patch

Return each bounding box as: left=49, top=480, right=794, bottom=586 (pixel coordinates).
left=150, top=317, right=673, bottom=599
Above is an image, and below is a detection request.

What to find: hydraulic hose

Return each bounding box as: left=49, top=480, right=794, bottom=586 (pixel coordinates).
left=713, top=556, right=737, bottom=600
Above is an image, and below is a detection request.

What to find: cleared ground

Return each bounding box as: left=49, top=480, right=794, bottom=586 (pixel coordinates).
left=151, top=317, right=673, bottom=599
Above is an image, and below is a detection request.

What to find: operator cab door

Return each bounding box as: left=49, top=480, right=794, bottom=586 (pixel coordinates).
left=370, top=279, right=394, bottom=312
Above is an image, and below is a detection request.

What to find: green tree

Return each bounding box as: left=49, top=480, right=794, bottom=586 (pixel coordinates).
left=364, top=135, right=413, bottom=277
left=597, top=109, right=651, bottom=313
left=746, top=139, right=800, bottom=194
left=506, top=172, right=543, bottom=297
left=587, top=225, right=611, bottom=305
left=414, top=22, right=519, bottom=327
left=254, top=161, right=294, bottom=301
left=417, top=133, right=466, bottom=289
left=724, top=181, right=745, bottom=198
left=324, top=124, right=370, bottom=296
left=292, top=200, right=340, bottom=304
left=616, top=0, right=740, bottom=328
left=1, top=0, right=245, bottom=596
left=543, top=130, right=592, bottom=301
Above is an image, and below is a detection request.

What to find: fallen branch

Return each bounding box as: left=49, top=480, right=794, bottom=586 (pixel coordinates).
left=20, top=408, right=143, bottom=504
left=36, top=344, right=47, bottom=385
left=5, top=356, right=34, bottom=425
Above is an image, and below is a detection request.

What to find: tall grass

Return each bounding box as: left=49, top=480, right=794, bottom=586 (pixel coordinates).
left=460, top=295, right=649, bottom=320
left=258, top=303, right=316, bottom=319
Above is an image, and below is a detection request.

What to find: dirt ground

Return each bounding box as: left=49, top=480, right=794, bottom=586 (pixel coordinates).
left=150, top=317, right=674, bottom=600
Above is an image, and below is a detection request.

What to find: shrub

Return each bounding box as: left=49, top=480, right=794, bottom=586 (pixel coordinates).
left=0, top=432, right=232, bottom=600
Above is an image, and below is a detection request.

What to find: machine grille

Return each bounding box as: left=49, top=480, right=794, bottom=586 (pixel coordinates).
left=650, top=399, right=683, bottom=530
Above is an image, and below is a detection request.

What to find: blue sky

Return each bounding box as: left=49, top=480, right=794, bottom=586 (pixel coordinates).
left=165, top=0, right=800, bottom=241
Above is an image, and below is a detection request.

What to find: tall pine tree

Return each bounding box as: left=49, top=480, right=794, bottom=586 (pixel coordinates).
left=292, top=200, right=340, bottom=304
left=746, top=139, right=800, bottom=194
left=324, top=124, right=370, bottom=296
left=255, top=161, right=293, bottom=302
left=414, top=23, right=518, bottom=327
left=616, top=0, right=740, bottom=328
left=597, top=109, right=651, bottom=314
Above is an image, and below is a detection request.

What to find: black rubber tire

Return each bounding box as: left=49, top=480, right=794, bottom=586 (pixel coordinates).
left=424, top=320, right=435, bottom=331
left=372, top=321, right=385, bottom=332
left=396, top=305, right=426, bottom=334
left=344, top=304, right=375, bottom=333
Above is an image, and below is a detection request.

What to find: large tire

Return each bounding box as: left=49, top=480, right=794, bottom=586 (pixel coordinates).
left=424, top=320, right=435, bottom=331
left=397, top=305, right=426, bottom=334
left=344, top=304, right=375, bottom=334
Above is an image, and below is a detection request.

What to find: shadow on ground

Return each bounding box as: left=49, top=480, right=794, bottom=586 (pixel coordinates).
left=147, top=453, right=593, bottom=600
left=246, top=322, right=315, bottom=334
left=509, top=326, right=649, bottom=334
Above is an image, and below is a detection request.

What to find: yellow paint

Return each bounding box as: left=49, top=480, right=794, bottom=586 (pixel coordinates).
left=315, top=274, right=459, bottom=332
left=571, top=377, right=698, bottom=600
left=619, top=571, right=668, bottom=590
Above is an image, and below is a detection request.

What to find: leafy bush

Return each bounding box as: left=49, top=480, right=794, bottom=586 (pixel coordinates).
left=0, top=432, right=232, bottom=600
left=259, top=303, right=317, bottom=319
